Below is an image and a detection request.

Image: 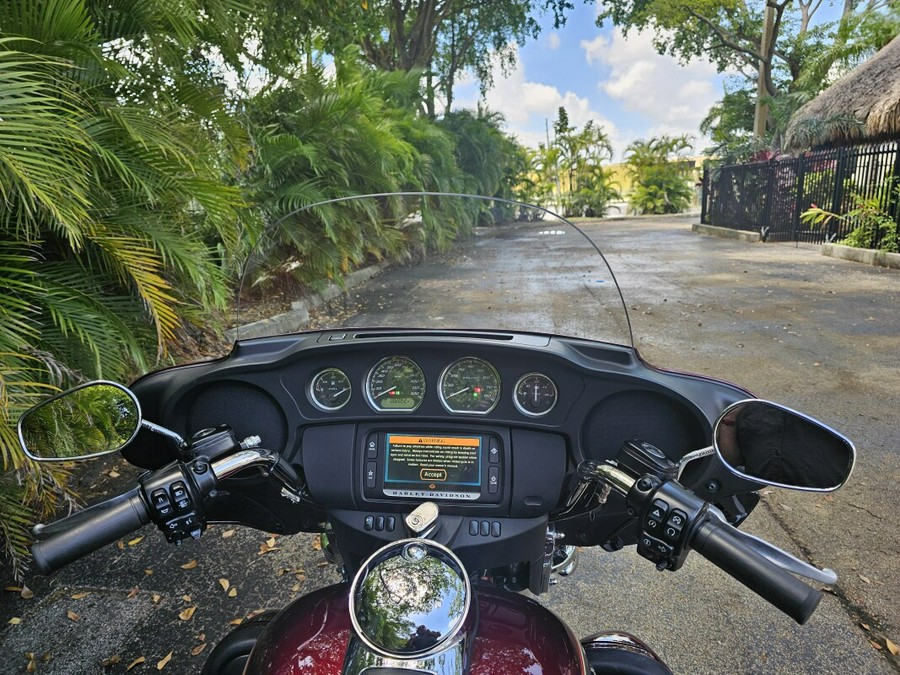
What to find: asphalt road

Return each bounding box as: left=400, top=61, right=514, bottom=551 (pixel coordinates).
left=1, top=215, right=898, bottom=674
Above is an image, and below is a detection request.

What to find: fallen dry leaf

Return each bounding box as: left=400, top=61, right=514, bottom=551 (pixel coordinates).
left=191, top=643, right=207, bottom=656
left=181, top=594, right=192, bottom=603
left=151, top=593, right=162, bottom=604
left=20, top=584, right=34, bottom=599
left=108, top=469, right=121, bottom=478
left=180, top=559, right=198, bottom=570
left=127, top=586, right=140, bottom=599
left=860, top=622, right=871, bottom=631
left=156, top=650, right=173, bottom=670
left=101, top=655, right=121, bottom=667
left=227, top=587, right=237, bottom=598
left=25, top=655, right=36, bottom=673
left=71, top=592, right=91, bottom=600
left=5, top=585, right=21, bottom=592
left=218, top=578, right=230, bottom=592
left=126, top=656, right=146, bottom=671
left=311, top=536, right=321, bottom=551
left=117, top=540, right=125, bottom=550
left=887, top=638, right=899, bottom=656
left=8, top=617, right=21, bottom=625
left=267, top=536, right=277, bottom=548
left=144, top=569, right=154, bottom=576
left=228, top=618, right=243, bottom=625
left=859, top=573, right=871, bottom=584
left=66, top=610, right=80, bottom=622
left=179, top=606, right=197, bottom=621
left=221, top=529, right=236, bottom=539
left=291, top=583, right=301, bottom=592
left=870, top=640, right=883, bottom=650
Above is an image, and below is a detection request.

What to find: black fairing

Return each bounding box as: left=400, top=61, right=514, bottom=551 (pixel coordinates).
left=124, top=329, right=762, bottom=547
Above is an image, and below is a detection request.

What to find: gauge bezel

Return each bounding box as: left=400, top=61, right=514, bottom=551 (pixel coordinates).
left=438, top=357, right=502, bottom=415
left=513, top=372, right=558, bottom=417
left=365, top=356, right=426, bottom=412
left=308, top=367, right=352, bottom=412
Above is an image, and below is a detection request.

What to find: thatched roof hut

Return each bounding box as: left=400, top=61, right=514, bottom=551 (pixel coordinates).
left=785, top=35, right=900, bottom=150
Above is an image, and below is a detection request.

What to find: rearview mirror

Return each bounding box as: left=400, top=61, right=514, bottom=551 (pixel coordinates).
left=714, top=400, right=855, bottom=492
left=18, top=381, right=141, bottom=462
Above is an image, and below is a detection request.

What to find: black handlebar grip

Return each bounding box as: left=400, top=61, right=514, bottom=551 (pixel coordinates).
left=691, top=520, right=822, bottom=625
left=31, top=488, right=150, bottom=575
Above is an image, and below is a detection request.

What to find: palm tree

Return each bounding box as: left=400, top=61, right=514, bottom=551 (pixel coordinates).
left=0, top=0, right=251, bottom=577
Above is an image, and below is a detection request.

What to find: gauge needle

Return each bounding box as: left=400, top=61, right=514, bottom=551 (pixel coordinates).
left=533, top=385, right=539, bottom=402
left=375, top=386, right=398, bottom=398
left=329, top=387, right=349, bottom=400
left=447, top=386, right=471, bottom=398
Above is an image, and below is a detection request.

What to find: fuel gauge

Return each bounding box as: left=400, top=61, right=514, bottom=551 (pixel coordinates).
left=514, top=373, right=557, bottom=417
left=309, top=368, right=352, bottom=411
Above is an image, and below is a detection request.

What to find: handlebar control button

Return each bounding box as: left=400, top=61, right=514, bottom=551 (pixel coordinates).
left=364, top=515, right=374, bottom=531
left=638, top=533, right=674, bottom=559
left=366, top=462, right=377, bottom=489
left=663, top=510, right=687, bottom=544
left=150, top=489, right=173, bottom=518
left=469, top=520, right=479, bottom=536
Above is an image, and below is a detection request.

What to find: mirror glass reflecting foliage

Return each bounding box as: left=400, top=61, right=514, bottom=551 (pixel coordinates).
left=352, top=541, right=470, bottom=657
left=715, top=400, right=854, bottom=491
left=18, top=382, right=141, bottom=461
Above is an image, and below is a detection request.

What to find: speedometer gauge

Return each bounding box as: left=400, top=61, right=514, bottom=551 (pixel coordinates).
left=309, top=368, right=352, bottom=411
left=366, top=356, right=426, bottom=412
left=514, top=373, right=557, bottom=417
left=439, top=357, right=501, bottom=414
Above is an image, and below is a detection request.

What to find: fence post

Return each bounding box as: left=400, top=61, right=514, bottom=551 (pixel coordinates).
left=700, top=166, right=709, bottom=224
left=793, top=154, right=807, bottom=242
left=762, top=161, right=774, bottom=230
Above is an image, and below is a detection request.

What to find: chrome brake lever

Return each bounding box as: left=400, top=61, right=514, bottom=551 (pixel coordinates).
left=706, top=507, right=837, bottom=585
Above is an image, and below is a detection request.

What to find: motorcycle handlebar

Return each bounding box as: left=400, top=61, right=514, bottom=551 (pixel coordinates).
left=691, top=519, right=822, bottom=624
left=31, top=488, right=150, bottom=575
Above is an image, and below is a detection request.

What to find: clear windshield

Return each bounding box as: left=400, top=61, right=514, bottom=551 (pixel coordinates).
left=234, top=193, right=633, bottom=347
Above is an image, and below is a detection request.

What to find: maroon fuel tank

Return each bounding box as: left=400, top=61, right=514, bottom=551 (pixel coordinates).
left=244, top=582, right=586, bottom=674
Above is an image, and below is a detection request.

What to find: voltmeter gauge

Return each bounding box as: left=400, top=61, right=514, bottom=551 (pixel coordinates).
left=439, top=357, right=501, bottom=414
left=309, top=368, right=352, bottom=411
left=514, top=373, right=557, bottom=417
left=366, top=356, right=426, bottom=412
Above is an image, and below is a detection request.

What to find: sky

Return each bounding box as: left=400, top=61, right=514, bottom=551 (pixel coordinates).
left=452, top=3, right=730, bottom=161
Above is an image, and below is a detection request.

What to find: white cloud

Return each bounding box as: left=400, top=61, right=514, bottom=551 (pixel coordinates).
left=453, top=45, right=624, bottom=153
left=547, top=32, right=560, bottom=50
left=581, top=29, right=721, bottom=147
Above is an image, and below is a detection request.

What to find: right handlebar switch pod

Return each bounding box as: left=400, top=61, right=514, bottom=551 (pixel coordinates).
left=629, top=479, right=709, bottom=571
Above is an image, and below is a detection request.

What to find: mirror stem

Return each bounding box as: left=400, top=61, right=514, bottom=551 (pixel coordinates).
left=676, top=446, right=716, bottom=480
left=140, top=420, right=186, bottom=450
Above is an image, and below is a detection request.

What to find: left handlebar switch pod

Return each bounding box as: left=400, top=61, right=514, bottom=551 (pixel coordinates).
left=140, top=458, right=217, bottom=544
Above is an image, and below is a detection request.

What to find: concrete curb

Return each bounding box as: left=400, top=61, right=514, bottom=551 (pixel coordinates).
left=691, top=223, right=761, bottom=243
left=224, top=261, right=392, bottom=341
left=821, top=242, right=900, bottom=270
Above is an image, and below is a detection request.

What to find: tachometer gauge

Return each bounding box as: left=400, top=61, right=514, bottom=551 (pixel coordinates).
left=309, top=368, right=352, bottom=411
left=514, top=373, right=557, bottom=417
left=366, top=356, right=426, bottom=412
left=439, top=357, right=501, bottom=414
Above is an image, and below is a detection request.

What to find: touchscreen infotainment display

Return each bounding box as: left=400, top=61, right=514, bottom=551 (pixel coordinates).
left=383, top=434, right=482, bottom=500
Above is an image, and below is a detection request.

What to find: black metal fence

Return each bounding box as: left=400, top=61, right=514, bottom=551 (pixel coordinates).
left=701, top=140, right=900, bottom=247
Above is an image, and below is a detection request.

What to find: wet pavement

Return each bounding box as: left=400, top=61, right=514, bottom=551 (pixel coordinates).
left=1, top=214, right=898, bottom=674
